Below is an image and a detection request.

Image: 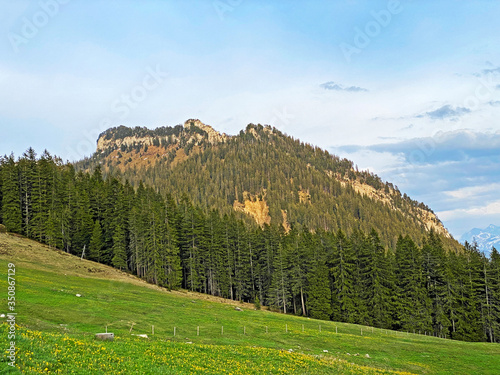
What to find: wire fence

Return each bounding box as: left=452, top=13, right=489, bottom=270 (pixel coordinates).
left=98, top=320, right=449, bottom=340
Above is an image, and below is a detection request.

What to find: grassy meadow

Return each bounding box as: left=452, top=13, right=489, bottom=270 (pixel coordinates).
left=0, top=232, right=499, bottom=374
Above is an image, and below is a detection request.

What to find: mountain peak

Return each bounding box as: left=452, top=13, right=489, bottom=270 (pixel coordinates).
left=80, top=120, right=456, bottom=249
left=460, top=224, right=500, bottom=256
left=96, top=119, right=230, bottom=153
left=183, top=119, right=230, bottom=144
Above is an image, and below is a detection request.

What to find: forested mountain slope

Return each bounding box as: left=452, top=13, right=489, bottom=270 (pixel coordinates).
left=77, top=119, right=456, bottom=250
left=1, top=148, right=499, bottom=343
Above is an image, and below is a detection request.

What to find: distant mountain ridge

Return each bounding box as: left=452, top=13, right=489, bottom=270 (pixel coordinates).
left=77, top=119, right=457, bottom=250
left=460, top=224, right=500, bottom=256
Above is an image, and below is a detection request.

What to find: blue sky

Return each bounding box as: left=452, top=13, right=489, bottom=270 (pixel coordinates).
left=1, top=0, right=499, bottom=239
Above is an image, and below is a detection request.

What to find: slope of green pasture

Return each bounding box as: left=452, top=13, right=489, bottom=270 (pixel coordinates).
left=0, top=233, right=499, bottom=374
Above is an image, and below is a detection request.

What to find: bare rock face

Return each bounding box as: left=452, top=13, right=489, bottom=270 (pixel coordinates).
left=330, top=170, right=450, bottom=238
left=183, top=119, right=229, bottom=145
left=233, top=192, right=271, bottom=227
left=96, top=119, right=230, bottom=154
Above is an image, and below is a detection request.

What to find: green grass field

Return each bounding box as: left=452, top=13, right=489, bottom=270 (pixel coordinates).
left=1, top=233, right=499, bottom=374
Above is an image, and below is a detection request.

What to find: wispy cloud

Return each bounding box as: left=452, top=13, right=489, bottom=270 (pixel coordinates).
left=320, top=81, right=368, bottom=92
left=331, top=130, right=500, bottom=236
left=415, top=105, right=470, bottom=120
left=438, top=200, right=500, bottom=221
left=482, top=66, right=500, bottom=75
left=444, top=183, right=500, bottom=200
left=336, top=129, right=500, bottom=163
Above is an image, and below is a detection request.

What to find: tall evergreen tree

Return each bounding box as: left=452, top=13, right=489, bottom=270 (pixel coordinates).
left=89, top=220, right=104, bottom=262
left=112, top=222, right=128, bottom=270
left=18, top=148, right=37, bottom=237
left=269, top=242, right=290, bottom=313
left=307, top=259, right=332, bottom=320
left=395, top=235, right=432, bottom=332
left=1, top=154, right=22, bottom=233
left=329, top=229, right=355, bottom=323
left=362, top=229, right=393, bottom=328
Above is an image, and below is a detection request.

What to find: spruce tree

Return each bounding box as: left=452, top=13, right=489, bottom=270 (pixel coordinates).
left=422, top=231, right=452, bottom=337
left=1, top=154, right=22, bottom=233
left=489, top=247, right=500, bottom=342
left=395, top=235, right=432, bottom=332
left=89, top=220, right=104, bottom=262
left=112, top=222, right=128, bottom=270
left=329, top=229, right=355, bottom=323
left=269, top=242, right=290, bottom=313
left=363, top=229, right=393, bottom=328
left=307, top=260, right=332, bottom=320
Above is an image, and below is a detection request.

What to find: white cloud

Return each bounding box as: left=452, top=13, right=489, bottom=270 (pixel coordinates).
left=444, top=183, right=500, bottom=200
left=438, top=200, right=500, bottom=221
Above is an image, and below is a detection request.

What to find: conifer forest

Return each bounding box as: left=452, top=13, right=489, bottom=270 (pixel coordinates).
left=1, top=147, right=499, bottom=344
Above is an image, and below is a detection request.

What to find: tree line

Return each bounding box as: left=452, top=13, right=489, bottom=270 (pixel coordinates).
left=1, top=149, right=499, bottom=343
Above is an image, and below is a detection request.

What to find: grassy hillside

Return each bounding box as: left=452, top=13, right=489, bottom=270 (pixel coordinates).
left=1, top=233, right=499, bottom=374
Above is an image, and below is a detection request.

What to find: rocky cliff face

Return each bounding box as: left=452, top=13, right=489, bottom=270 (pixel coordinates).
left=335, top=175, right=449, bottom=238
left=183, top=119, right=230, bottom=144
left=97, top=119, right=229, bottom=153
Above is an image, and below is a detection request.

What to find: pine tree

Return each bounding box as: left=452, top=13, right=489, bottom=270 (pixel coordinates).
left=89, top=220, right=104, bottom=262
left=307, top=259, right=332, bottom=320
left=362, top=229, right=393, bottom=328
left=160, top=193, right=182, bottom=290
left=112, top=222, right=128, bottom=270
left=1, top=154, right=22, bottom=233
left=0, top=156, right=3, bottom=224
left=18, top=148, right=37, bottom=237
left=395, top=235, right=432, bottom=332
left=489, top=247, right=500, bottom=342
left=74, top=176, right=93, bottom=252
left=422, top=231, right=452, bottom=337
left=330, top=229, right=355, bottom=323
left=30, top=150, right=52, bottom=243
left=270, top=242, right=290, bottom=313
left=479, top=251, right=496, bottom=342
left=452, top=242, right=484, bottom=341
left=286, top=227, right=311, bottom=316
left=178, top=196, right=204, bottom=292
left=350, top=229, right=369, bottom=324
